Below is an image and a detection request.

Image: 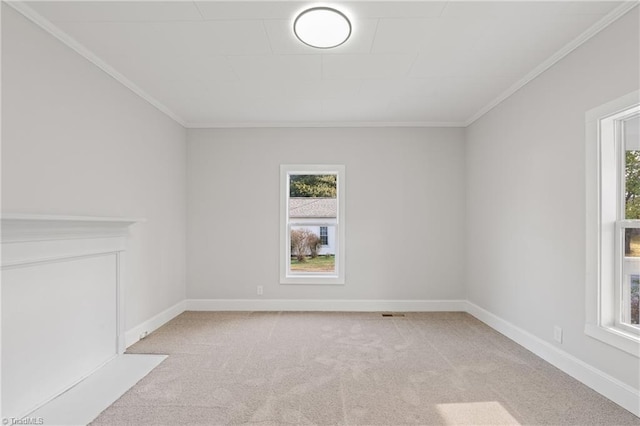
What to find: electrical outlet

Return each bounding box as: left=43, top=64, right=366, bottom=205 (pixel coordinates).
left=257, top=285, right=263, bottom=295
left=140, top=331, right=149, bottom=340
left=553, top=326, right=563, bottom=343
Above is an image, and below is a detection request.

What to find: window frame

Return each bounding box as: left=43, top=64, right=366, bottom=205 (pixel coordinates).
left=585, top=90, right=640, bottom=357
left=280, top=164, right=345, bottom=285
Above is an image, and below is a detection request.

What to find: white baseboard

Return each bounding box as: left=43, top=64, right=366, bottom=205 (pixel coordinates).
left=185, top=298, right=468, bottom=312
left=125, top=300, right=186, bottom=348
left=466, top=301, right=640, bottom=417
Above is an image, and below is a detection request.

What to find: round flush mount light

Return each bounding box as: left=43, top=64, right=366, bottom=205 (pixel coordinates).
left=294, top=7, right=352, bottom=49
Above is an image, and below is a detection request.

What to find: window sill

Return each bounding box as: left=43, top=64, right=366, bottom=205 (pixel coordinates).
left=585, top=323, right=640, bottom=357
left=280, top=275, right=344, bottom=285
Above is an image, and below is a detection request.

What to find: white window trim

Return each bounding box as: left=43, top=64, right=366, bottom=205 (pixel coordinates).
left=585, top=90, right=640, bottom=357
left=280, top=164, right=345, bottom=285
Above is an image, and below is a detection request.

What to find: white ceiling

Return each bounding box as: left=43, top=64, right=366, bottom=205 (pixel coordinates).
left=16, top=1, right=633, bottom=127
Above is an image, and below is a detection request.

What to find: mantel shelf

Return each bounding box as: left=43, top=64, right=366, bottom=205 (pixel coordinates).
left=1, top=213, right=144, bottom=243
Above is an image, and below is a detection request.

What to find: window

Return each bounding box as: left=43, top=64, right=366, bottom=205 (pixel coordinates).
left=621, top=126, right=640, bottom=331
left=586, top=90, right=640, bottom=357
left=280, top=165, right=345, bottom=284
left=320, top=226, right=329, bottom=246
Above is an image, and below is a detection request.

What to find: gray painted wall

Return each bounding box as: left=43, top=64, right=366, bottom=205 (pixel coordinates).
left=465, top=8, right=640, bottom=390
left=187, top=127, right=466, bottom=301
left=1, top=5, right=188, bottom=330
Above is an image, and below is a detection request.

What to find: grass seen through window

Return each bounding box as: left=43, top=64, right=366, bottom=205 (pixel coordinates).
left=290, top=255, right=335, bottom=272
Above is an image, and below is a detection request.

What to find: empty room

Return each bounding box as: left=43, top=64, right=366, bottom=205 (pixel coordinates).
left=1, top=0, right=640, bottom=425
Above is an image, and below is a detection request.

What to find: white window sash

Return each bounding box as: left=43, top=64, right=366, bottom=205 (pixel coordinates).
left=614, top=221, right=640, bottom=335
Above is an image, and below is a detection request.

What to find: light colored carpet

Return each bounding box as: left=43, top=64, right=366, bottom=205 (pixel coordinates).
left=91, top=311, right=640, bottom=425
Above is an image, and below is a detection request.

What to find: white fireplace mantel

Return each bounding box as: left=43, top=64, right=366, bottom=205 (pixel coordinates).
left=1, top=213, right=142, bottom=243
left=1, top=213, right=142, bottom=419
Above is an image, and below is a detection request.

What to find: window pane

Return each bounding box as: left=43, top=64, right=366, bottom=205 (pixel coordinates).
left=630, top=274, right=640, bottom=325
left=290, top=225, right=336, bottom=273
left=623, top=231, right=640, bottom=326
left=625, top=150, right=640, bottom=219
left=287, top=173, right=337, bottom=275
left=289, top=174, right=337, bottom=198
left=624, top=228, right=640, bottom=257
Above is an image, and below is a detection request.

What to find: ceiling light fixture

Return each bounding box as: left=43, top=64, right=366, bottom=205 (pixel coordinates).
left=293, top=7, right=351, bottom=49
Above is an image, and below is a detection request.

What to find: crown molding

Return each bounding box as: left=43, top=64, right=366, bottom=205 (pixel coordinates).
left=186, top=120, right=466, bottom=128
left=5, top=1, right=187, bottom=127
left=464, top=1, right=640, bottom=127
